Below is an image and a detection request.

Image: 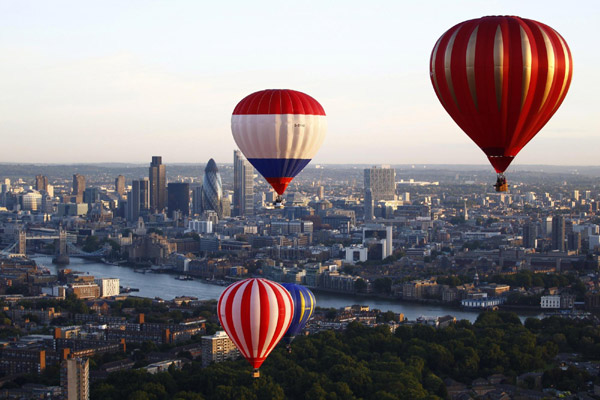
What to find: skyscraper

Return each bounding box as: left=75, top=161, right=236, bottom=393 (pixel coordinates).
left=35, top=175, right=48, bottom=192
left=192, top=186, right=203, bottom=215
left=200, top=159, right=223, bottom=218
left=127, top=178, right=149, bottom=222
left=567, top=231, right=581, bottom=252
left=72, top=174, right=85, bottom=203
left=523, top=222, right=538, bottom=249
left=364, top=188, right=374, bottom=221
left=60, top=357, right=89, bottom=400
left=115, top=175, right=125, bottom=196
left=233, top=150, right=254, bottom=216
left=552, top=215, right=565, bottom=251
left=149, top=156, right=166, bottom=213
left=364, top=165, right=396, bottom=202
left=167, top=182, right=190, bottom=218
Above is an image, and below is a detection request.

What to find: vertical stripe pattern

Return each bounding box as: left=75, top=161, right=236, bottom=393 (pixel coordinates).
left=430, top=16, right=573, bottom=173
left=281, top=283, right=316, bottom=345
left=217, top=278, right=294, bottom=370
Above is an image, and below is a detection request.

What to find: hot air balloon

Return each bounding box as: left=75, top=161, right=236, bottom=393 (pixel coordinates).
left=281, top=283, right=316, bottom=352
left=231, top=89, right=327, bottom=205
left=217, top=278, right=294, bottom=378
left=430, top=16, right=572, bottom=191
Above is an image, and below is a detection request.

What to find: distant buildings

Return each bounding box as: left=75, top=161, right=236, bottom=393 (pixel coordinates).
left=127, top=179, right=150, bottom=222
left=200, top=159, right=223, bottom=218
left=167, top=182, right=190, bottom=218
left=362, top=224, right=393, bottom=260
left=114, top=175, right=125, bottom=196
left=364, top=165, right=396, bottom=203
left=233, top=150, right=254, bottom=216
left=72, top=174, right=85, bottom=203
left=35, top=175, right=48, bottom=192
left=149, top=156, right=167, bottom=213
left=364, top=188, right=374, bottom=221
left=523, top=222, right=538, bottom=249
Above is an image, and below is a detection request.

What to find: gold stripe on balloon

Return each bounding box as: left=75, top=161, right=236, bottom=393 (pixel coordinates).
left=466, top=26, right=478, bottom=109
left=493, top=25, right=504, bottom=110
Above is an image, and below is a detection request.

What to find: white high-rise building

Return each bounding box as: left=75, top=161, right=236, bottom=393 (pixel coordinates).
left=201, top=331, right=240, bottom=367
left=61, top=357, right=89, bottom=400
left=94, top=278, right=120, bottom=297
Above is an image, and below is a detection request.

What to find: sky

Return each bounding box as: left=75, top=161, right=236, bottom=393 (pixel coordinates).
left=0, top=0, right=599, bottom=166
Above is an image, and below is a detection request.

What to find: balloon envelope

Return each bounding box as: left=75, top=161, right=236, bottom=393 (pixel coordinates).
left=231, top=89, right=327, bottom=195
left=281, top=283, right=316, bottom=345
left=430, top=16, right=572, bottom=173
left=217, top=278, right=294, bottom=370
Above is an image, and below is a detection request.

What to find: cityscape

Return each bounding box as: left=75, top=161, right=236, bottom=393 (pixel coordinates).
left=2, top=1, right=600, bottom=399
left=1, top=158, right=600, bottom=398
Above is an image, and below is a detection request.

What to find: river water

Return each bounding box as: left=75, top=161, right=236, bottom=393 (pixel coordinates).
left=33, top=255, right=541, bottom=323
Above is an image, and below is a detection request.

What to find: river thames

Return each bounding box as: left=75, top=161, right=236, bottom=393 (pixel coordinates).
left=33, top=255, right=542, bottom=323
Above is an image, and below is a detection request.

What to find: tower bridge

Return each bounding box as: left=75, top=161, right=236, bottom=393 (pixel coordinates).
left=1, top=229, right=110, bottom=264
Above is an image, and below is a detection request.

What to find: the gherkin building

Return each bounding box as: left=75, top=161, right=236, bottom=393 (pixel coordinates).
left=201, top=158, right=223, bottom=217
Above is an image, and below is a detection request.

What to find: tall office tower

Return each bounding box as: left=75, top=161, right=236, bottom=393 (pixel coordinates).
left=584, top=190, right=592, bottom=200
left=568, top=231, right=581, bottom=252
left=83, top=187, right=100, bottom=204
left=233, top=150, right=254, bottom=216
left=221, top=196, right=231, bottom=218
left=72, top=174, right=86, bottom=203
left=139, top=178, right=150, bottom=211
left=192, top=186, right=203, bottom=215
left=127, top=179, right=149, bottom=222
left=200, top=159, right=223, bottom=218
left=573, top=190, right=580, bottom=201
left=523, top=222, right=538, bottom=249
left=149, top=156, right=166, bottom=213
left=317, top=185, right=324, bottom=199
left=114, top=175, right=125, bottom=196
left=35, top=175, right=48, bottom=192
left=364, top=188, right=374, bottom=221
left=364, top=165, right=396, bottom=202
left=551, top=215, right=566, bottom=251
left=167, top=182, right=190, bottom=218
left=60, top=357, right=89, bottom=400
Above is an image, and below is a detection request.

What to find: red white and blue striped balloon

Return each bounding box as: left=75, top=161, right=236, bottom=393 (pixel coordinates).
left=217, top=278, right=294, bottom=371
left=231, top=89, right=327, bottom=195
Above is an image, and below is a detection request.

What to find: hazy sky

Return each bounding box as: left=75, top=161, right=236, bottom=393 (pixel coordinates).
left=1, top=0, right=598, bottom=166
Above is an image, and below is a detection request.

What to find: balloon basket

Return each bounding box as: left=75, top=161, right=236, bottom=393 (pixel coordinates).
left=494, top=174, right=509, bottom=192
left=273, top=196, right=284, bottom=208
left=252, top=369, right=260, bottom=379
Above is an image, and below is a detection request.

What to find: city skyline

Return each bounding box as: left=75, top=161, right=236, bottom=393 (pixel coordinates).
left=2, top=1, right=599, bottom=166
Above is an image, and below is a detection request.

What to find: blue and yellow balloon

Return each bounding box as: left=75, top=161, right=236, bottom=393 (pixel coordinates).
left=281, top=283, right=316, bottom=351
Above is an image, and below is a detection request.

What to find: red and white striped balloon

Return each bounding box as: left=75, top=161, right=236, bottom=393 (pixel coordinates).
left=217, top=278, right=294, bottom=372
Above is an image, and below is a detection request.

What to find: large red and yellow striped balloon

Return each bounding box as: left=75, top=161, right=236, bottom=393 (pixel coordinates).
left=430, top=16, right=573, bottom=173
left=217, top=278, right=294, bottom=377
